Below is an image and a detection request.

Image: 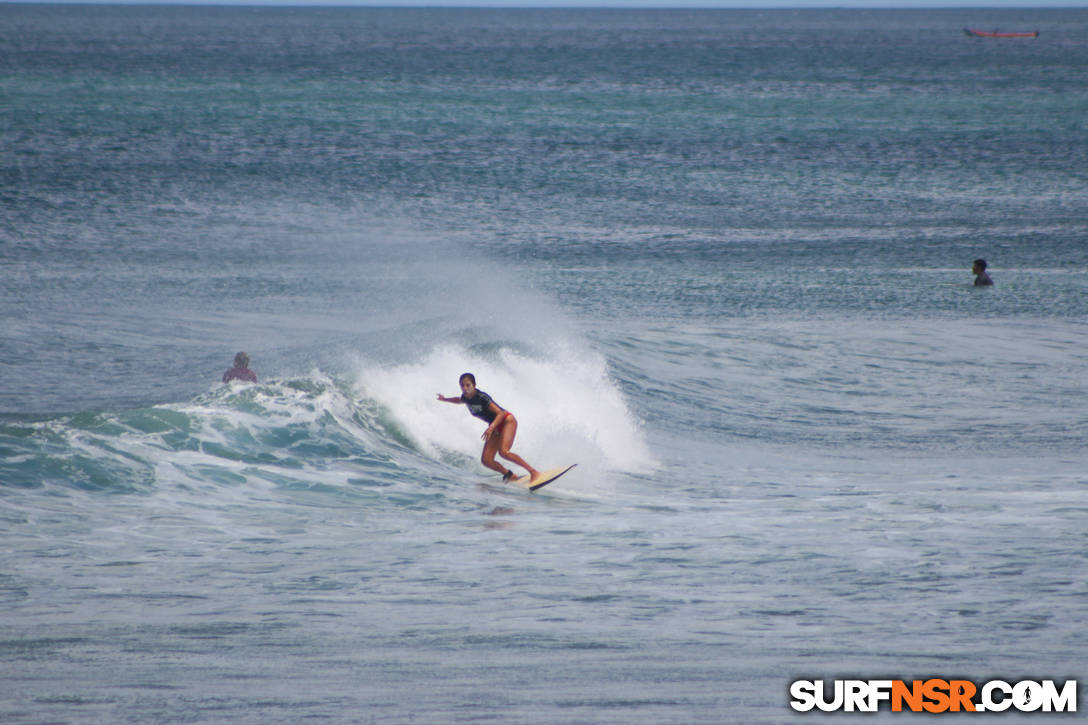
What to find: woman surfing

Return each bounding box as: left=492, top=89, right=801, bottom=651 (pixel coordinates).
left=437, top=373, right=540, bottom=483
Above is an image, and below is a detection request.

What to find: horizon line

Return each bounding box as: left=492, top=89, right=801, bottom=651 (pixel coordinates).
left=2, top=0, right=1084, bottom=7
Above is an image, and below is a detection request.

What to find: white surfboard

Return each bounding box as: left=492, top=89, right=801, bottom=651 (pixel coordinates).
left=509, top=464, right=577, bottom=492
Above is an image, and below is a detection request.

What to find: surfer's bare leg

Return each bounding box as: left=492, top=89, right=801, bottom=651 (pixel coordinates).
left=495, top=415, right=538, bottom=479
left=480, top=432, right=510, bottom=476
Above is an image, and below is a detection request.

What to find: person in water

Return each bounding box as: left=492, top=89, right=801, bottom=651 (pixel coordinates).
left=437, top=373, right=539, bottom=483
left=222, top=351, right=257, bottom=383
left=973, top=258, right=994, bottom=287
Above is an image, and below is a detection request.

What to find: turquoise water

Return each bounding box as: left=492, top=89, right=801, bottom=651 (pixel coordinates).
left=2, top=6, right=1087, bottom=722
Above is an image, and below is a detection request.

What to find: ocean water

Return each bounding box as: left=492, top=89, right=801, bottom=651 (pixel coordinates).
left=2, top=5, right=1087, bottom=723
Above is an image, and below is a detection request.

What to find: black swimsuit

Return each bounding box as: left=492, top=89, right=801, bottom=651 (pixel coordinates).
left=462, top=390, right=503, bottom=424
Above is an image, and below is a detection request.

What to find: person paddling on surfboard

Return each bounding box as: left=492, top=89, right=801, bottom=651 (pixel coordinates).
left=222, top=351, right=257, bottom=383
left=437, top=373, right=540, bottom=483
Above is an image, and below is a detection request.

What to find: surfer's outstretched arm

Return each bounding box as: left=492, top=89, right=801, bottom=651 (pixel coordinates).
left=436, top=394, right=463, bottom=404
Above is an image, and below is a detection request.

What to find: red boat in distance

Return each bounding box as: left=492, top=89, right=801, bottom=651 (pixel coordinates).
left=964, top=28, right=1039, bottom=38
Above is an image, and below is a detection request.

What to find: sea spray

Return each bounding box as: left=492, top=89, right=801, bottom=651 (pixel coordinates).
left=356, top=342, right=657, bottom=486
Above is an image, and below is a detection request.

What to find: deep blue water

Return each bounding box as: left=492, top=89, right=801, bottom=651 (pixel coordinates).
left=2, top=6, right=1086, bottom=723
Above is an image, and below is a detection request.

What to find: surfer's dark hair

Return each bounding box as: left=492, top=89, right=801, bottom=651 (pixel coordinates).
left=459, top=372, right=476, bottom=385
left=973, top=258, right=987, bottom=270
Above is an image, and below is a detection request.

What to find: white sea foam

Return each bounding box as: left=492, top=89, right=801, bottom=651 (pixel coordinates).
left=355, top=342, right=658, bottom=483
